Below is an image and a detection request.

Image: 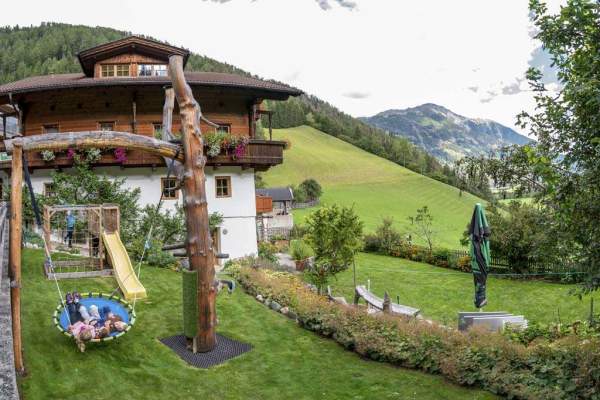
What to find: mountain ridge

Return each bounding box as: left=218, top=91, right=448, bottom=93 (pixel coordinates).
left=360, top=103, right=531, bottom=163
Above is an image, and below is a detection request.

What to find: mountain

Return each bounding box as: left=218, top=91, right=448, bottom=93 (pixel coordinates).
left=263, top=126, right=482, bottom=248
left=360, top=103, right=531, bottom=163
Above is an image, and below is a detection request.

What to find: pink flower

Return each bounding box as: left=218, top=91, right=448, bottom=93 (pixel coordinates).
left=114, top=148, right=128, bottom=163
left=66, top=148, right=76, bottom=160
left=234, top=143, right=246, bottom=159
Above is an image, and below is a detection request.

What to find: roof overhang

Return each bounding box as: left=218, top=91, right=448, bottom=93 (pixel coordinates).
left=77, top=36, right=190, bottom=77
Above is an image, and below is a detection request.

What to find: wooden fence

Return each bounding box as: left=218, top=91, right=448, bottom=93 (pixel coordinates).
left=292, top=200, right=319, bottom=209
left=450, top=249, right=586, bottom=276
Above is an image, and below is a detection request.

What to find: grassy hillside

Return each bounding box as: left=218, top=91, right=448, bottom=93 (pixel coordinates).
left=263, top=126, right=483, bottom=248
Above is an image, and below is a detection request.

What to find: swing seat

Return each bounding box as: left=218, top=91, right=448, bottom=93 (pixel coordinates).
left=53, top=292, right=136, bottom=342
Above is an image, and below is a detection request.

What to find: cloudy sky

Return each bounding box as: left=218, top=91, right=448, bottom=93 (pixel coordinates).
left=1, top=0, right=563, bottom=134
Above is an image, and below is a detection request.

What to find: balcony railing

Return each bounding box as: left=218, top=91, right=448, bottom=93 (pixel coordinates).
left=5, top=139, right=285, bottom=171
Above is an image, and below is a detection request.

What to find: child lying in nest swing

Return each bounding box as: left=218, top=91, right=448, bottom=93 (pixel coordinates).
left=64, top=292, right=128, bottom=352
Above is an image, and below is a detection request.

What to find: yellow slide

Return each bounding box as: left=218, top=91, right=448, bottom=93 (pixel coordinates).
left=102, top=231, right=147, bottom=301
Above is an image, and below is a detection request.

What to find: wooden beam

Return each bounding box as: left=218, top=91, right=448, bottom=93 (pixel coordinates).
left=161, top=87, right=184, bottom=178
left=3, top=131, right=183, bottom=161
left=9, top=142, right=24, bottom=373
left=169, top=55, right=217, bottom=353
left=268, top=112, right=272, bottom=141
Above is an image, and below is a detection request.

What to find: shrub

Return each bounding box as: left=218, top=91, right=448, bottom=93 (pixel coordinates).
left=231, top=264, right=600, bottom=399
left=457, top=255, right=472, bottom=272
left=290, top=224, right=308, bottom=239
left=129, top=237, right=177, bottom=268
left=305, top=205, right=363, bottom=293
left=289, top=239, right=312, bottom=261
left=374, top=217, right=403, bottom=255
left=23, top=230, right=44, bottom=248
left=362, top=233, right=381, bottom=252
left=291, top=184, right=308, bottom=203
left=298, top=178, right=322, bottom=201
left=258, top=241, right=278, bottom=263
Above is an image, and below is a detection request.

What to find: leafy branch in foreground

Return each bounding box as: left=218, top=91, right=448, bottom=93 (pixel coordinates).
left=458, top=0, right=600, bottom=290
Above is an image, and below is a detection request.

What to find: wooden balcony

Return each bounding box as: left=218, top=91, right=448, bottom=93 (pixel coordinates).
left=1, top=139, right=286, bottom=171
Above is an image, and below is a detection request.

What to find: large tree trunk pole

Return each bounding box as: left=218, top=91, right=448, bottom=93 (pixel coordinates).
left=9, top=143, right=24, bottom=373
left=169, top=55, right=216, bottom=352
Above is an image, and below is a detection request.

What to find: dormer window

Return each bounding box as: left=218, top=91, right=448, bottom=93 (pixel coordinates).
left=101, top=64, right=130, bottom=77
left=138, top=64, right=168, bottom=77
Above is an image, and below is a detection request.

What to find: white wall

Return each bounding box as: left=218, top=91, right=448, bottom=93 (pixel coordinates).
left=16, top=165, right=258, bottom=260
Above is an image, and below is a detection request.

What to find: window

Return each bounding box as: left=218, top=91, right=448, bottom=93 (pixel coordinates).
left=216, top=124, right=231, bottom=134
left=215, top=176, right=231, bottom=198
left=138, top=64, right=168, bottom=77
left=44, top=183, right=55, bottom=198
left=99, top=121, right=115, bottom=131
left=116, top=64, right=130, bottom=77
left=161, top=177, right=178, bottom=200
left=101, top=64, right=114, bottom=77
left=101, top=64, right=129, bottom=77
left=43, top=124, right=59, bottom=134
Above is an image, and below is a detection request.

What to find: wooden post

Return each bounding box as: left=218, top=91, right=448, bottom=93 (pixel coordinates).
left=132, top=92, right=138, bottom=134
left=43, top=205, right=51, bottom=253
left=248, top=103, right=255, bottom=139
left=162, top=88, right=174, bottom=138
left=161, top=87, right=183, bottom=177
left=10, top=142, right=24, bottom=373
left=383, top=292, right=391, bottom=314
left=169, top=55, right=217, bottom=352
left=268, top=112, right=272, bottom=141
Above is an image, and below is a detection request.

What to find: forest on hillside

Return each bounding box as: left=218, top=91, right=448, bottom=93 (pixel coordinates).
left=0, top=23, right=489, bottom=198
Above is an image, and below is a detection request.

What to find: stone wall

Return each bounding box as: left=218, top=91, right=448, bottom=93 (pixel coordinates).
left=0, top=203, right=18, bottom=400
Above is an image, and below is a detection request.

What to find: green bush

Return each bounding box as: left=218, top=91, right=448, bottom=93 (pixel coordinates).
left=290, top=224, right=308, bottom=239
left=232, top=265, right=600, bottom=399
left=23, top=230, right=45, bottom=247
left=258, top=241, right=278, bottom=263
left=129, top=237, right=177, bottom=269
left=289, top=239, right=312, bottom=261
left=298, top=178, right=322, bottom=201
left=291, top=184, right=308, bottom=203
left=362, top=234, right=381, bottom=252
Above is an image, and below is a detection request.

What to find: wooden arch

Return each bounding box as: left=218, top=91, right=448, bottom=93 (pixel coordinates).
left=2, top=131, right=183, bottom=161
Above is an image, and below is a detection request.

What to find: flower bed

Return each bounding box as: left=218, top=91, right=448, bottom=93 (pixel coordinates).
left=204, top=131, right=249, bottom=159
left=228, top=263, right=600, bottom=399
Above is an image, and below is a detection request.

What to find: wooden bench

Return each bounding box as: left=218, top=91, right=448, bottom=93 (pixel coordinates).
left=326, top=286, right=348, bottom=305
left=354, top=285, right=420, bottom=317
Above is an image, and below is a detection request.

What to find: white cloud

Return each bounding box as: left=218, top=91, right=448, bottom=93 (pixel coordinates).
left=0, top=0, right=567, bottom=135
left=342, top=91, right=370, bottom=99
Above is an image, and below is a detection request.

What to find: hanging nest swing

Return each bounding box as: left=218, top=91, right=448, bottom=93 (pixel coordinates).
left=52, top=292, right=136, bottom=343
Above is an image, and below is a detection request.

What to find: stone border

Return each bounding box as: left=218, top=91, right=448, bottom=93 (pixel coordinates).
left=0, top=203, right=18, bottom=400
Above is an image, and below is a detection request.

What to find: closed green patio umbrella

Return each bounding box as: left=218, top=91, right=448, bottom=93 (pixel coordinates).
left=469, top=203, right=491, bottom=309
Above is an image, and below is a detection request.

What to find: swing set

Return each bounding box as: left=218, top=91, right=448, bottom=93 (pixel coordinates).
left=41, top=204, right=119, bottom=279
left=5, top=55, right=221, bottom=373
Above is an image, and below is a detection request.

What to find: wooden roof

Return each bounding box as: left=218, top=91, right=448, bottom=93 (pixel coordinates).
left=77, top=36, right=190, bottom=77
left=0, top=72, right=302, bottom=102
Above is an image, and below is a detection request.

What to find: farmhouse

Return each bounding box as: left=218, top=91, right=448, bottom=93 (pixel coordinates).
left=0, top=36, right=301, bottom=259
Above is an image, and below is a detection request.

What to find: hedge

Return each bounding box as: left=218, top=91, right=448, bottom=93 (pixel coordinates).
left=230, top=264, right=600, bottom=400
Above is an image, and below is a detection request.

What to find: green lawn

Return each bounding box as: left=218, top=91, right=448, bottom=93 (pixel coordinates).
left=263, top=126, right=483, bottom=248
left=18, top=249, right=495, bottom=400
left=330, top=252, right=597, bottom=325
